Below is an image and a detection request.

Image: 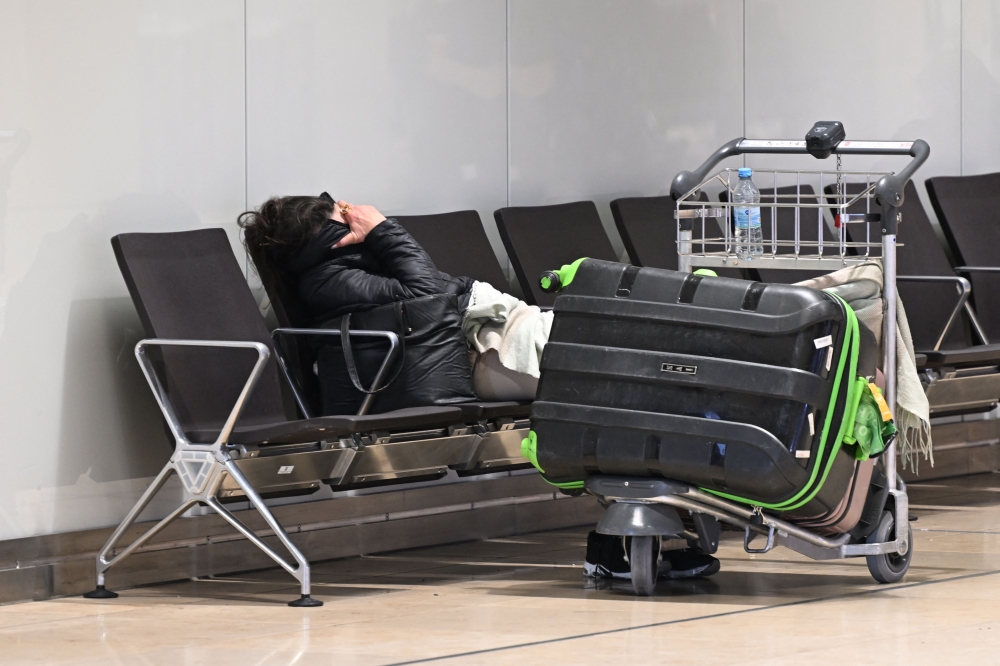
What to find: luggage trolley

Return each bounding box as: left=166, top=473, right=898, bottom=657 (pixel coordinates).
left=533, top=122, right=928, bottom=595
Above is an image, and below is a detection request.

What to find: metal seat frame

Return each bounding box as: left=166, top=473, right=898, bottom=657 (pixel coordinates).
left=85, top=330, right=531, bottom=606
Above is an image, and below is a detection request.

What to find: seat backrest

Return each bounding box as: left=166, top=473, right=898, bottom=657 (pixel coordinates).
left=822, top=182, right=882, bottom=259
left=825, top=181, right=970, bottom=349
left=611, top=192, right=702, bottom=270
left=825, top=181, right=954, bottom=275
left=494, top=201, right=619, bottom=306
left=394, top=210, right=510, bottom=292
left=894, top=181, right=956, bottom=278
left=112, top=229, right=288, bottom=433
left=251, top=249, right=312, bottom=330
left=895, top=181, right=974, bottom=349
left=244, top=236, right=324, bottom=416
left=927, top=173, right=1000, bottom=340
left=611, top=192, right=743, bottom=279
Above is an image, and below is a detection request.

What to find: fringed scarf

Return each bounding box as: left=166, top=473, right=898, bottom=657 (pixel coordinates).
left=796, top=262, right=933, bottom=472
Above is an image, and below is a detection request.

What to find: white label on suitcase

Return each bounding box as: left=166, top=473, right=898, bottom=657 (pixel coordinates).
left=796, top=449, right=811, bottom=459
left=808, top=412, right=815, bottom=436
left=278, top=466, right=295, bottom=475
left=826, top=347, right=834, bottom=371
left=813, top=335, right=833, bottom=349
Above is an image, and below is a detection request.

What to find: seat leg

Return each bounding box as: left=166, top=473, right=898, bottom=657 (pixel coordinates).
left=86, top=455, right=321, bottom=607
left=207, top=459, right=321, bottom=607
left=85, top=463, right=197, bottom=599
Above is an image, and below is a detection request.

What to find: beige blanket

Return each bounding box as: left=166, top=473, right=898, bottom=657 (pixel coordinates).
left=796, top=262, right=932, bottom=472
left=462, top=281, right=553, bottom=379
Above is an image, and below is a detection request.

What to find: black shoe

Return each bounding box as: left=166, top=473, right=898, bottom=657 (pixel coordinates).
left=583, top=531, right=632, bottom=579
left=663, top=548, right=720, bottom=579
left=584, top=531, right=672, bottom=580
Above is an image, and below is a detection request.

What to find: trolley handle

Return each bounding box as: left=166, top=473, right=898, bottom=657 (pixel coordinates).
left=670, top=137, right=929, bottom=233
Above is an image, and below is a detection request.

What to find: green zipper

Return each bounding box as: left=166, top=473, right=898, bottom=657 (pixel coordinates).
left=702, top=295, right=861, bottom=511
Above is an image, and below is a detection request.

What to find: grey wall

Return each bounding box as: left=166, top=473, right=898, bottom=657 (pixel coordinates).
left=0, top=0, right=998, bottom=540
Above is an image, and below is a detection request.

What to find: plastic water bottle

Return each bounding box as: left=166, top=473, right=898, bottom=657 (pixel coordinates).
left=733, top=167, right=763, bottom=260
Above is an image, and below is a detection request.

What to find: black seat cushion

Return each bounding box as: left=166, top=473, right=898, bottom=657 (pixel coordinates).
left=472, top=401, right=532, bottom=420
left=395, top=210, right=510, bottom=293
left=189, top=406, right=465, bottom=445
left=421, top=401, right=531, bottom=423
left=494, top=201, right=619, bottom=307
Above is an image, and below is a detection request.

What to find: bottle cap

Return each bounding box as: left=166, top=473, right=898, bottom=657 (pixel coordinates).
left=738, top=167, right=752, bottom=178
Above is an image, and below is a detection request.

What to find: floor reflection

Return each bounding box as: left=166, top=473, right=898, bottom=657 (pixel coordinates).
left=3, top=473, right=1000, bottom=664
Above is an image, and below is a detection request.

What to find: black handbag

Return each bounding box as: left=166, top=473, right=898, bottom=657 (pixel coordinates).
left=316, top=293, right=477, bottom=415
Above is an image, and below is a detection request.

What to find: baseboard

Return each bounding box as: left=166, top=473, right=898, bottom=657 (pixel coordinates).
left=901, top=418, right=1000, bottom=482
left=0, top=473, right=602, bottom=605
left=13, top=417, right=989, bottom=605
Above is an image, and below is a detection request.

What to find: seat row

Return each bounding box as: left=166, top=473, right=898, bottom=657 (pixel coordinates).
left=84, top=172, right=1000, bottom=606
left=400, top=174, right=1000, bottom=416
left=84, top=230, right=533, bottom=606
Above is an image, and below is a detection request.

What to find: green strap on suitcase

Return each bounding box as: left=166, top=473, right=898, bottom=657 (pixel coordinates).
left=704, top=296, right=861, bottom=511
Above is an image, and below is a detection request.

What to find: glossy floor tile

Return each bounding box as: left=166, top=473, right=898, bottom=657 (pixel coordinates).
left=6, top=474, right=1000, bottom=664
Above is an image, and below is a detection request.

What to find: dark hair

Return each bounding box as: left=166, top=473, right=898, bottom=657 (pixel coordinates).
left=238, top=195, right=335, bottom=275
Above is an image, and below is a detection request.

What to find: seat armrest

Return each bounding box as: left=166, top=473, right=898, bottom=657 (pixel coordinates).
left=920, top=344, right=1000, bottom=368
left=271, top=327, right=401, bottom=418
left=955, top=266, right=1000, bottom=273
left=896, top=275, right=973, bottom=350
left=135, top=339, right=270, bottom=447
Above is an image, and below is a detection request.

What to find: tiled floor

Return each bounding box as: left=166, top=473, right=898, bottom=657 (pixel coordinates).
left=6, top=474, right=1000, bottom=665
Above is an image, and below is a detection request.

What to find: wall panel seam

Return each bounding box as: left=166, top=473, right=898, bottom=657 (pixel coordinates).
left=743, top=0, right=747, bottom=167
left=243, top=0, right=249, bottom=278
left=505, top=0, right=511, bottom=279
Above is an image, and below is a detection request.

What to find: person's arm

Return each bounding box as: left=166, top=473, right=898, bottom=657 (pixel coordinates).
left=333, top=200, right=449, bottom=295
left=302, top=260, right=419, bottom=313
left=298, top=203, right=451, bottom=314
left=362, top=219, right=449, bottom=295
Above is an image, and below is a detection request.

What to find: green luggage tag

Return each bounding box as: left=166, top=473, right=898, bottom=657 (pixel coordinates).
left=842, top=382, right=895, bottom=460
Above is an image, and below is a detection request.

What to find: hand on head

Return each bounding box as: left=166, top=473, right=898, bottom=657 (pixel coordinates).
left=332, top=200, right=387, bottom=248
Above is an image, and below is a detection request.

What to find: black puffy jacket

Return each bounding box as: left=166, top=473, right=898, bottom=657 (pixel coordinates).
left=283, top=218, right=475, bottom=324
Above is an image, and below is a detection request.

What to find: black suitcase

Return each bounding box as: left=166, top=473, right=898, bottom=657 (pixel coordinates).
left=523, top=259, right=880, bottom=519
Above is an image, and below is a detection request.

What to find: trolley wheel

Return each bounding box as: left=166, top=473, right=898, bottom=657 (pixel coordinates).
left=630, top=536, right=658, bottom=596
left=866, top=510, right=912, bottom=584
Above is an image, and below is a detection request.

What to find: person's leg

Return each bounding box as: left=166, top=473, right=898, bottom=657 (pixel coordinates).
left=662, top=548, right=721, bottom=578
left=471, top=349, right=538, bottom=401
left=583, top=531, right=720, bottom=580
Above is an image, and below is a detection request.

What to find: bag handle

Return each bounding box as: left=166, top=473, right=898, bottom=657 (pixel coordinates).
left=339, top=305, right=406, bottom=395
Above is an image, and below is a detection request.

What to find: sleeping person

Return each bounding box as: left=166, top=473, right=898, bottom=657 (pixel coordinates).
left=238, top=194, right=548, bottom=407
